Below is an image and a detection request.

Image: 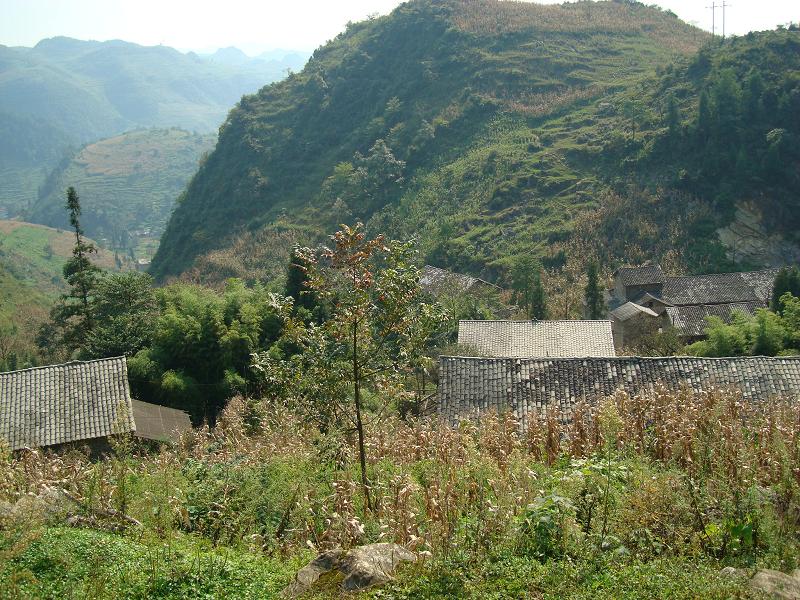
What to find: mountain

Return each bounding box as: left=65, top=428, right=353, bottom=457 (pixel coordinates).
left=0, top=37, right=303, bottom=217
left=207, top=46, right=309, bottom=74
left=0, top=220, right=124, bottom=354
left=150, top=0, right=707, bottom=282
left=208, top=46, right=253, bottom=66
left=26, top=128, right=216, bottom=260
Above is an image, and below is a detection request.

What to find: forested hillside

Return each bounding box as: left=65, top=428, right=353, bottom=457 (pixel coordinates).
left=152, top=0, right=799, bottom=287
left=0, top=38, right=302, bottom=217
left=27, top=129, right=216, bottom=259
left=0, top=220, right=123, bottom=364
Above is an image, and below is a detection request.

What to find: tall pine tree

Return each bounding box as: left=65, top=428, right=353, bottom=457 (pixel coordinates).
left=585, top=261, right=605, bottom=320
left=40, top=187, right=102, bottom=355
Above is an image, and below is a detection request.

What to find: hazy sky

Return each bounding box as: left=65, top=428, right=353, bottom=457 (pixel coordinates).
left=1, top=0, right=797, bottom=55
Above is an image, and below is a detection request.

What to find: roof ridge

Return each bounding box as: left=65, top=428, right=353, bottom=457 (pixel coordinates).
left=440, top=354, right=800, bottom=361
left=666, top=268, right=780, bottom=280
left=458, top=319, right=613, bottom=323
left=0, top=356, right=127, bottom=376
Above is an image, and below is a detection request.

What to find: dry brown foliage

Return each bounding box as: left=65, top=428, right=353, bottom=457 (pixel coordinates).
left=1, top=388, right=797, bottom=556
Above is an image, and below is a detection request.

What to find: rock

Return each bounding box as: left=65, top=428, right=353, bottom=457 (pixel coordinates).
left=0, top=487, right=76, bottom=526
left=338, top=543, right=417, bottom=592
left=748, top=569, right=800, bottom=600
left=282, top=549, right=344, bottom=597
left=719, top=566, right=746, bottom=578
left=283, top=543, right=416, bottom=596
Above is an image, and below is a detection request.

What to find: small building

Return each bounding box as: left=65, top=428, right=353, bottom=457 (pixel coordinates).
left=438, top=355, right=800, bottom=430
left=419, top=265, right=500, bottom=297
left=609, top=264, right=781, bottom=342
left=457, top=320, right=616, bottom=358
left=612, top=264, right=665, bottom=305
left=609, top=302, right=663, bottom=348
left=664, top=302, right=761, bottom=342
left=0, top=357, right=191, bottom=452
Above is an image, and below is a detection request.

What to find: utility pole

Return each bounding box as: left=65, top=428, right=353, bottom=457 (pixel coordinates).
left=722, top=1, right=729, bottom=38
left=707, top=1, right=717, bottom=37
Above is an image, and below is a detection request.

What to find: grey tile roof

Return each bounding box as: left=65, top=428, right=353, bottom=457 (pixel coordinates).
left=610, top=302, right=659, bottom=322
left=615, top=264, right=665, bottom=287
left=660, top=269, right=779, bottom=306
left=420, top=265, right=498, bottom=296
left=0, top=357, right=135, bottom=451
left=131, top=399, right=192, bottom=443
left=438, top=356, right=800, bottom=428
left=665, top=302, right=762, bottom=337
left=458, top=320, right=616, bottom=358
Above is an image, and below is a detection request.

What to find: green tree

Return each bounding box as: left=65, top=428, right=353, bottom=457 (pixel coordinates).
left=584, top=261, right=605, bottom=319
left=127, top=280, right=286, bottom=423
left=530, top=269, right=548, bottom=320
left=771, top=266, right=800, bottom=313
left=284, top=245, right=323, bottom=320
left=264, top=224, right=441, bottom=510
left=742, top=70, right=764, bottom=125
left=512, top=256, right=547, bottom=319
left=665, top=93, right=680, bottom=141
left=40, top=187, right=102, bottom=355
left=686, top=313, right=749, bottom=357
left=349, top=139, right=405, bottom=216
left=696, top=89, right=711, bottom=144
left=84, top=272, right=157, bottom=359
left=750, top=309, right=787, bottom=356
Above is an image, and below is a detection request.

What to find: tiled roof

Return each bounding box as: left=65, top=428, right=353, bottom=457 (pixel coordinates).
left=666, top=302, right=762, bottom=337
left=458, top=320, right=616, bottom=358
left=661, top=269, right=779, bottom=306
left=610, top=302, right=660, bottom=322
left=0, top=357, right=135, bottom=451
left=420, top=265, right=497, bottom=296
left=614, top=264, right=665, bottom=287
left=438, top=356, right=800, bottom=428
left=131, top=399, right=192, bottom=442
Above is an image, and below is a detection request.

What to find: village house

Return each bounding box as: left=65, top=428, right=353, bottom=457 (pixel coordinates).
left=458, top=320, right=616, bottom=358
left=438, top=355, right=800, bottom=430
left=0, top=357, right=191, bottom=453
left=419, top=265, right=500, bottom=298
left=609, top=264, right=781, bottom=346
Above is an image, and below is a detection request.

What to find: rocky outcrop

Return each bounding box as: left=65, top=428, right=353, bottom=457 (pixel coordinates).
left=720, top=566, right=800, bottom=599
left=717, top=202, right=800, bottom=268
left=283, top=543, right=417, bottom=596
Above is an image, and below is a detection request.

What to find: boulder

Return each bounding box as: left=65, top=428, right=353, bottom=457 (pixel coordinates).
left=0, top=487, right=75, bottom=525
left=748, top=569, right=800, bottom=600
left=283, top=543, right=416, bottom=596
left=720, top=567, right=800, bottom=599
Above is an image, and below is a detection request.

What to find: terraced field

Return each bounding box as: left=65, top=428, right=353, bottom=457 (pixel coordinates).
left=0, top=220, right=124, bottom=347
left=28, top=128, right=215, bottom=259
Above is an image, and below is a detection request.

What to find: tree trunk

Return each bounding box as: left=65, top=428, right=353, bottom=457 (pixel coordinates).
left=353, top=319, right=372, bottom=511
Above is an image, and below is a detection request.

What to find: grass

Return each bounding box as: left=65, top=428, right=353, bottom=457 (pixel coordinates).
left=0, top=220, right=125, bottom=351
left=1, top=388, right=797, bottom=598
left=1, top=527, right=307, bottom=600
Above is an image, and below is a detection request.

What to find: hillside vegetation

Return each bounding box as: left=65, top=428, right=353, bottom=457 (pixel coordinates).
left=2, top=389, right=798, bottom=598
left=0, top=37, right=301, bottom=217
left=152, top=0, right=800, bottom=288
left=151, top=0, right=709, bottom=282
left=28, top=129, right=216, bottom=259
left=0, top=220, right=123, bottom=362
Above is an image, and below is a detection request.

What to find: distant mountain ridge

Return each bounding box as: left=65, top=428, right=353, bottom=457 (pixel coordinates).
left=0, top=37, right=306, bottom=217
